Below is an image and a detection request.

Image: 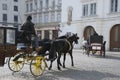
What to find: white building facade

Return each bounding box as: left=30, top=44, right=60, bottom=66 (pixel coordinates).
left=0, top=0, right=25, bottom=28
left=60, top=0, right=120, bottom=51
left=25, top=0, right=62, bottom=40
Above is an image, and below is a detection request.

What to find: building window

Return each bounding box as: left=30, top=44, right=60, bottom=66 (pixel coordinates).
left=14, top=0, right=18, bottom=2
left=51, top=13, right=55, bottom=22
left=2, top=4, right=7, bottom=10
left=58, top=0, right=61, bottom=6
left=26, top=3, right=29, bottom=12
left=14, top=15, right=18, bottom=23
left=39, top=15, right=42, bottom=23
left=46, top=0, right=49, bottom=9
left=39, top=14, right=42, bottom=23
left=3, top=14, right=7, bottom=22
left=57, top=14, right=61, bottom=22
left=52, top=0, right=55, bottom=9
left=110, top=0, right=119, bottom=12
left=14, top=6, right=18, bottom=11
left=83, top=4, right=88, bottom=16
left=82, top=3, right=96, bottom=16
left=34, top=1, right=37, bottom=11
left=40, top=0, right=43, bottom=10
left=33, top=15, right=37, bottom=23
left=30, top=3, right=33, bottom=12
left=44, top=14, right=48, bottom=23
left=90, top=3, right=96, bottom=15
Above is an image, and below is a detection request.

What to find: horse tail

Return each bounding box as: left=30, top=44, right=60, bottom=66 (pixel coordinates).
left=49, top=41, right=57, bottom=61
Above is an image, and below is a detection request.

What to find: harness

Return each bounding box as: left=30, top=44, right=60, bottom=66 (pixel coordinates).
left=65, top=39, right=72, bottom=51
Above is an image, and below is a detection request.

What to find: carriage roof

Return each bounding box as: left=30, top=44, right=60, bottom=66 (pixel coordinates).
left=89, top=35, right=103, bottom=44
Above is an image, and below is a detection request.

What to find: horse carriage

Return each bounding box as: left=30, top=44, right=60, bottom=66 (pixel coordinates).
left=0, top=26, right=48, bottom=77
left=85, top=35, right=106, bottom=57
left=0, top=26, right=80, bottom=77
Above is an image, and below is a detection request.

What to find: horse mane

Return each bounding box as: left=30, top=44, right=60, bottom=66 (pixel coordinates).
left=57, top=35, right=68, bottom=39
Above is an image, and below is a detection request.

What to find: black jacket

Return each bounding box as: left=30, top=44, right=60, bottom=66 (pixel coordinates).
left=21, top=20, right=35, bottom=35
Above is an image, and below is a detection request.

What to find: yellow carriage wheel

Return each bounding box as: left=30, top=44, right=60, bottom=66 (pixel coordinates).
left=8, top=53, right=25, bottom=72
left=30, top=56, right=46, bottom=77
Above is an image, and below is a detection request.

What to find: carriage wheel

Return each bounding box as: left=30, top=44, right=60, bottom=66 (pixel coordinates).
left=30, top=56, right=46, bottom=77
left=8, top=53, right=25, bottom=72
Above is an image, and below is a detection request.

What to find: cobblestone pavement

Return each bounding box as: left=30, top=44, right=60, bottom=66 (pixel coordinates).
left=0, top=49, right=120, bottom=80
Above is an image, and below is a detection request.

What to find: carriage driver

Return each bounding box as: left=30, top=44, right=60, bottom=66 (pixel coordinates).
left=21, top=15, right=39, bottom=51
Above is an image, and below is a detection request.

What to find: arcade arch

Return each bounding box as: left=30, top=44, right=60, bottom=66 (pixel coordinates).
left=83, top=26, right=95, bottom=40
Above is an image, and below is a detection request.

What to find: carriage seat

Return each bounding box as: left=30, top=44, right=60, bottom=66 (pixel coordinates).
left=17, top=43, right=27, bottom=50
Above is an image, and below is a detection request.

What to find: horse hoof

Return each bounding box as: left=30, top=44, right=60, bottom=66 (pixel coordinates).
left=63, top=66, right=66, bottom=68
left=48, top=67, right=51, bottom=70
left=58, top=67, right=61, bottom=70
left=63, top=65, right=66, bottom=68
left=59, top=63, right=62, bottom=66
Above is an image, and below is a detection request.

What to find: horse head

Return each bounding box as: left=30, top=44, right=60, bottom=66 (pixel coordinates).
left=68, top=33, right=79, bottom=44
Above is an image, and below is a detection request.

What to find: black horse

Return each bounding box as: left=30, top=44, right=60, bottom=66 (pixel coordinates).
left=48, top=33, right=79, bottom=70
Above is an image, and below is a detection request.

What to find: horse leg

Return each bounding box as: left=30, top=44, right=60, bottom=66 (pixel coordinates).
left=48, top=51, right=56, bottom=70
left=69, top=51, right=74, bottom=66
left=63, top=53, right=66, bottom=68
left=48, top=60, right=53, bottom=70
left=57, top=53, right=62, bottom=70
left=59, top=60, right=62, bottom=66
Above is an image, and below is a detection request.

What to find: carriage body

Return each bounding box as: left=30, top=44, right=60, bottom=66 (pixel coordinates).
left=87, top=35, right=106, bottom=57
left=0, top=27, right=17, bottom=66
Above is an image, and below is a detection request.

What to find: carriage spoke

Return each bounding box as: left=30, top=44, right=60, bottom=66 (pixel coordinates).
left=30, top=56, right=47, bottom=76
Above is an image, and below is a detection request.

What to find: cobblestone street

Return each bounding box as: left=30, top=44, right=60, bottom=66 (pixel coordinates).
left=0, top=49, right=120, bottom=80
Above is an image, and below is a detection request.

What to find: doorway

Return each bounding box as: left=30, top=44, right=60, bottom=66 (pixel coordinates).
left=110, top=24, right=120, bottom=51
